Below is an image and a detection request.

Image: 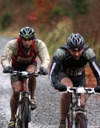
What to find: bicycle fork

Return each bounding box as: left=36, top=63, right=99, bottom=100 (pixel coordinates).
left=15, top=91, right=32, bottom=127
left=67, top=94, right=87, bottom=128
left=22, top=79, right=32, bottom=122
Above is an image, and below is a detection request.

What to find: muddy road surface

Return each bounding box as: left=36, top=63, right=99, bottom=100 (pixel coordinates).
left=0, top=36, right=100, bottom=128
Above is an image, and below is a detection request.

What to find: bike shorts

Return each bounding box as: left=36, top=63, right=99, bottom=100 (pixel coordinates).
left=57, top=71, right=86, bottom=87
left=11, top=62, right=37, bottom=83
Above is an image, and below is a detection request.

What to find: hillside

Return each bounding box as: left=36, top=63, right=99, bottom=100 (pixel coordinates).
left=0, top=0, right=97, bottom=32
left=0, top=0, right=98, bottom=87
left=0, top=0, right=34, bottom=30
left=0, top=0, right=100, bottom=40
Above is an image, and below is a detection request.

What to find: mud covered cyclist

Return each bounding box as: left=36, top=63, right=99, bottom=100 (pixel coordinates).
left=1, top=26, right=50, bottom=128
left=49, top=33, right=100, bottom=128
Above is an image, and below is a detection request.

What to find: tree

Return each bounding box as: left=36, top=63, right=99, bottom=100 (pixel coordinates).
left=30, top=0, right=54, bottom=23
left=65, top=0, right=92, bottom=31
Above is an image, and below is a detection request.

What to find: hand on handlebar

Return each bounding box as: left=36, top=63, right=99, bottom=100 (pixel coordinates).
left=3, top=66, right=12, bottom=73
left=54, top=83, right=67, bottom=92
left=94, top=86, right=100, bottom=93
left=39, top=67, right=48, bottom=75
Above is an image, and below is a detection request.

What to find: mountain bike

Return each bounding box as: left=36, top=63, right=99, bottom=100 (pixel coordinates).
left=62, top=86, right=100, bottom=128
left=9, top=70, right=42, bottom=128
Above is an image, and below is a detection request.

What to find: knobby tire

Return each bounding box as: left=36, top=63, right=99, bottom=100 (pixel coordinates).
left=75, top=113, right=87, bottom=128
left=20, top=97, right=29, bottom=128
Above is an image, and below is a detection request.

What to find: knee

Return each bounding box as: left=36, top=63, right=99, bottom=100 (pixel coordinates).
left=61, top=93, right=71, bottom=101
left=12, top=81, right=22, bottom=94
left=29, top=76, right=36, bottom=82
left=60, top=78, right=73, bottom=88
left=14, top=88, right=21, bottom=94
left=64, top=93, right=71, bottom=98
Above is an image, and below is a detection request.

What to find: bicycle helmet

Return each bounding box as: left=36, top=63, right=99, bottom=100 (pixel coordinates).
left=19, top=26, right=36, bottom=39
left=67, top=33, right=85, bottom=51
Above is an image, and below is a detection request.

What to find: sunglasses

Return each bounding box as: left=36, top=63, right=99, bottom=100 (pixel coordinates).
left=22, top=38, right=33, bottom=41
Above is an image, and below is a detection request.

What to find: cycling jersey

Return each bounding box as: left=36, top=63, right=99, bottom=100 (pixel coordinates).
left=12, top=37, right=37, bottom=66
left=1, top=37, right=50, bottom=69
left=49, top=44, right=100, bottom=86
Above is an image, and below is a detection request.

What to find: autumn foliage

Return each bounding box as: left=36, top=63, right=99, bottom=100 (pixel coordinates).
left=29, top=0, right=55, bottom=23
left=85, top=67, right=97, bottom=87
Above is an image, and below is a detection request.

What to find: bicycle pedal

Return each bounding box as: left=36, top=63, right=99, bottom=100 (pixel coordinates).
left=31, top=102, right=37, bottom=110
left=31, top=105, right=37, bottom=110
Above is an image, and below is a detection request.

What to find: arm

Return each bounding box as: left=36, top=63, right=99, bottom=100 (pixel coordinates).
left=83, top=47, right=100, bottom=85
left=1, top=39, right=16, bottom=68
left=49, top=48, right=68, bottom=91
left=35, top=39, right=50, bottom=69
left=89, top=57, right=100, bottom=85
left=49, top=56, right=61, bottom=86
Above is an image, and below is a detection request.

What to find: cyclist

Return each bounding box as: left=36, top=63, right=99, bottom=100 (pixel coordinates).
left=1, top=26, right=50, bottom=128
left=49, top=33, right=100, bottom=128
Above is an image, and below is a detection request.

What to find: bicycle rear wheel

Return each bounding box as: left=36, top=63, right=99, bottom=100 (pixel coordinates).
left=75, top=113, right=87, bottom=128
left=20, top=97, right=29, bottom=128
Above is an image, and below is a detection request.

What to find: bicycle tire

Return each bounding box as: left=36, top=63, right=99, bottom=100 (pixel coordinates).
left=75, top=113, right=87, bottom=128
left=20, top=97, right=29, bottom=128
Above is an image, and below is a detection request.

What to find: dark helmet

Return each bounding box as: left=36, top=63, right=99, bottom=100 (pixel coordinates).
left=67, top=33, right=85, bottom=51
left=19, top=26, right=36, bottom=39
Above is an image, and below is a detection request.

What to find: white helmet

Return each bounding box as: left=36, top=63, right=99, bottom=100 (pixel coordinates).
left=19, top=26, right=35, bottom=39
left=67, top=33, right=85, bottom=51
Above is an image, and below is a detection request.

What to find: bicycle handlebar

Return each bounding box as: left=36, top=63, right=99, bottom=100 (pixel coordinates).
left=94, top=86, right=100, bottom=93
left=5, top=70, right=43, bottom=77
left=62, top=86, right=100, bottom=94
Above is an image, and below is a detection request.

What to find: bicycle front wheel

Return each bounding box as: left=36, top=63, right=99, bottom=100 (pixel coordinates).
left=75, top=113, right=87, bottom=128
left=20, top=97, right=29, bottom=128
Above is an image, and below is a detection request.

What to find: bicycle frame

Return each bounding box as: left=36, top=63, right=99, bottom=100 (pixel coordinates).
left=62, top=86, right=95, bottom=128
left=16, top=78, right=31, bottom=123
left=9, top=71, right=41, bottom=128
left=68, top=91, right=87, bottom=127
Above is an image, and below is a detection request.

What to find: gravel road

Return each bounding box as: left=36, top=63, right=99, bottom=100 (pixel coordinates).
left=0, top=36, right=100, bottom=128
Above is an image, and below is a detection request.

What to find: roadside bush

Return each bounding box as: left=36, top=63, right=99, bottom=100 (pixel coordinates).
left=0, top=13, right=12, bottom=30
left=45, top=20, right=73, bottom=56
left=51, top=6, right=63, bottom=16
